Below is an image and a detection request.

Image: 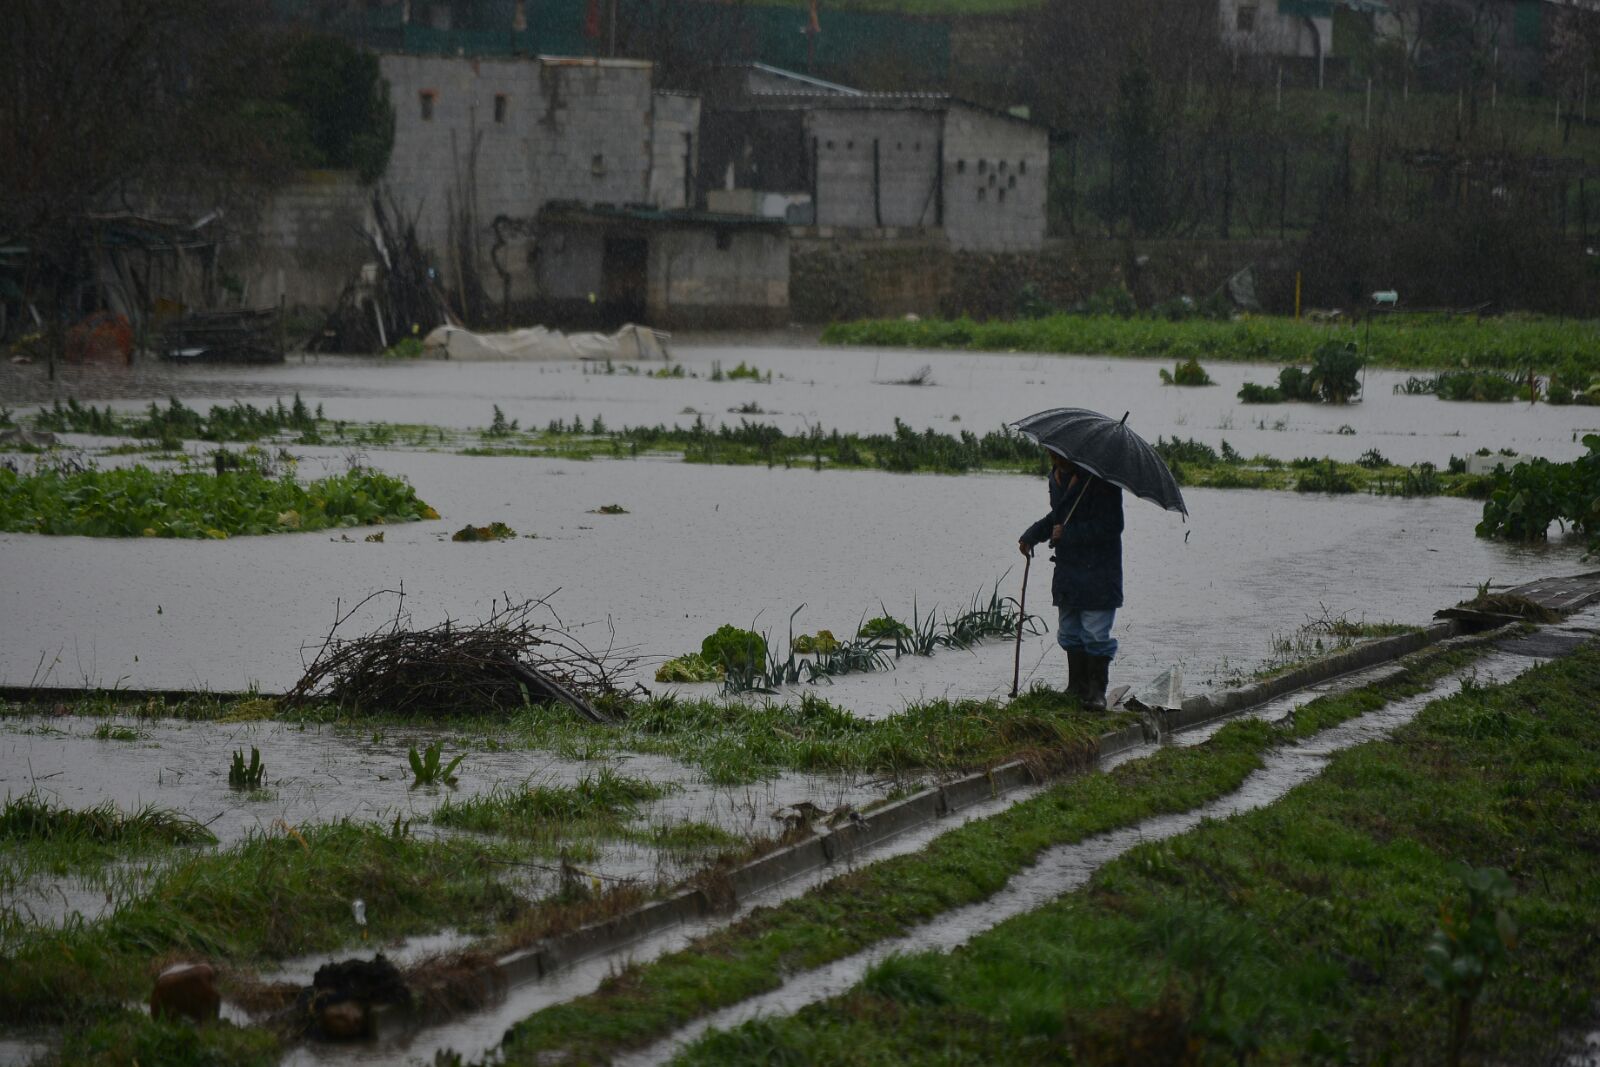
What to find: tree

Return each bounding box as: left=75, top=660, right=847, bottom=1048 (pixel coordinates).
left=278, top=33, right=395, bottom=182
left=0, top=0, right=293, bottom=367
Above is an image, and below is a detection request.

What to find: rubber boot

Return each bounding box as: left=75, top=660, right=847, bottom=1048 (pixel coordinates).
left=1066, top=649, right=1088, bottom=703
left=1085, top=655, right=1111, bottom=711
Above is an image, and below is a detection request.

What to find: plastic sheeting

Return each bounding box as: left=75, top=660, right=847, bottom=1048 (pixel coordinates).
left=421, top=323, right=670, bottom=362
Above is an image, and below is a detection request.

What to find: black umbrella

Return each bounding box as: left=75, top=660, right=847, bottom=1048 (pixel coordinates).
left=1010, top=408, right=1188, bottom=516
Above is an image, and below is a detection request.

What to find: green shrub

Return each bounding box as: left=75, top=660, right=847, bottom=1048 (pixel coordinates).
left=1477, top=434, right=1600, bottom=546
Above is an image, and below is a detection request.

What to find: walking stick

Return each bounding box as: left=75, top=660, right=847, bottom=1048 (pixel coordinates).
left=1010, top=470, right=1091, bottom=699
left=1010, top=550, right=1030, bottom=698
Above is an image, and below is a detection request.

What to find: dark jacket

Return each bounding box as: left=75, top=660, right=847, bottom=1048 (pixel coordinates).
left=1021, top=468, right=1124, bottom=609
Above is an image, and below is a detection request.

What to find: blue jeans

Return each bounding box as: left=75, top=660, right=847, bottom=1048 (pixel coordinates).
left=1057, top=607, right=1117, bottom=659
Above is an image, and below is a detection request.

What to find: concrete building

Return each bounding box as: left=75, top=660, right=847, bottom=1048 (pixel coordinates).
left=536, top=203, right=789, bottom=328
left=1220, top=0, right=1334, bottom=63
left=376, top=53, right=790, bottom=327
left=697, top=65, right=1051, bottom=252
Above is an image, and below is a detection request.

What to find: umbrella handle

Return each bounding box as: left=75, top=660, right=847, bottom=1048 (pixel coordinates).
left=1011, top=551, right=1030, bottom=698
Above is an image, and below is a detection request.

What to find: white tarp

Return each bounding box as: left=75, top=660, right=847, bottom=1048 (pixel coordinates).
left=421, top=323, right=670, bottom=362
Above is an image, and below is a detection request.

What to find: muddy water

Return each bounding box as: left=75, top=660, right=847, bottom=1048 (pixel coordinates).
left=0, top=444, right=1579, bottom=715
left=3, top=346, right=1588, bottom=710
left=9, top=345, right=1600, bottom=467
left=617, top=650, right=1538, bottom=1066
left=0, top=714, right=883, bottom=927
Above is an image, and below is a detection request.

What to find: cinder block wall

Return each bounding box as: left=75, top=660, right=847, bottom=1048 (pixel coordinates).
left=940, top=105, right=1047, bottom=252
left=807, top=110, right=943, bottom=230
left=379, top=55, right=665, bottom=304
left=233, top=171, right=372, bottom=314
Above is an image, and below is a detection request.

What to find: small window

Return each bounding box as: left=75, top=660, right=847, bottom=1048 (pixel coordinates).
left=591, top=153, right=606, bottom=176
left=998, top=188, right=1007, bottom=203
left=826, top=140, right=835, bottom=150
left=956, top=159, right=966, bottom=173
left=494, top=94, right=508, bottom=123
left=999, top=160, right=1008, bottom=173
left=977, top=187, right=986, bottom=202
left=1019, top=159, right=1027, bottom=175
left=914, top=141, right=921, bottom=151
left=978, top=159, right=987, bottom=174
left=846, top=140, right=854, bottom=150
left=715, top=230, right=733, bottom=251
left=1236, top=4, right=1257, bottom=31
left=989, top=173, right=997, bottom=187
left=1008, top=174, right=1017, bottom=188
left=896, top=141, right=903, bottom=150
left=419, top=90, right=436, bottom=121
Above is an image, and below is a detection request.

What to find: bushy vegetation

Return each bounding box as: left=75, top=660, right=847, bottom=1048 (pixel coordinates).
left=822, top=314, right=1600, bottom=376
left=1236, top=341, right=1363, bottom=403
left=0, top=455, right=435, bottom=538
left=1476, top=433, right=1600, bottom=549
left=1158, top=357, right=1213, bottom=386
left=1397, top=370, right=1529, bottom=402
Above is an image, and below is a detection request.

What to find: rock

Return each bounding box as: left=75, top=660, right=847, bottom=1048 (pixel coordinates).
left=150, top=962, right=219, bottom=1022
left=317, top=1000, right=367, bottom=1040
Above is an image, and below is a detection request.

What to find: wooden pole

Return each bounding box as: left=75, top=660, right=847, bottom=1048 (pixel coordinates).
left=1011, top=552, right=1031, bottom=698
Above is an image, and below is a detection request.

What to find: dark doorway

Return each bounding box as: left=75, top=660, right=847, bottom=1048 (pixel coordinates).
left=601, top=236, right=648, bottom=324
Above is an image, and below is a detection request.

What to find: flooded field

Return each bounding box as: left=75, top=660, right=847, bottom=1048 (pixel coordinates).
left=3, top=341, right=1595, bottom=1067
left=0, top=344, right=1586, bottom=708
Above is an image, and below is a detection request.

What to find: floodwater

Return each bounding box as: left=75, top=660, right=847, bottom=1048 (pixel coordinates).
left=617, top=647, right=1541, bottom=1066
left=0, top=712, right=884, bottom=927
left=2, top=345, right=1587, bottom=715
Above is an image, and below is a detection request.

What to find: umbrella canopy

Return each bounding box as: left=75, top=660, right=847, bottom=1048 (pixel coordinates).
left=1011, top=408, right=1187, bottom=516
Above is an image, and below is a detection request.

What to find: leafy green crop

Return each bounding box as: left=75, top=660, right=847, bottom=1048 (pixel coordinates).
left=700, top=625, right=768, bottom=674
left=1476, top=433, right=1600, bottom=547
left=0, top=460, right=435, bottom=538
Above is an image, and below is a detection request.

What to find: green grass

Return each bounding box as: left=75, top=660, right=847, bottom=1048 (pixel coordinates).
left=494, top=645, right=1486, bottom=1065
left=1, top=792, right=215, bottom=848
left=0, top=819, right=525, bottom=1025
left=432, top=769, right=671, bottom=846
left=677, top=644, right=1600, bottom=1066
left=56, top=1009, right=278, bottom=1067
left=822, top=313, right=1600, bottom=376
left=0, top=462, right=436, bottom=538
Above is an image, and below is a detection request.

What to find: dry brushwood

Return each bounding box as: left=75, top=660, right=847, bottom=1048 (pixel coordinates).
left=287, top=589, right=639, bottom=723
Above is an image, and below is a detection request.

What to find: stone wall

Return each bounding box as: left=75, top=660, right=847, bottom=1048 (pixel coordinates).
left=649, top=227, right=790, bottom=329
left=790, top=233, right=953, bottom=322
left=791, top=236, right=1296, bottom=322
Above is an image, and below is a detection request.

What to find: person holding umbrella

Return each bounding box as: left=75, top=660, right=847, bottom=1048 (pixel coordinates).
left=1018, top=452, right=1123, bottom=709
left=1011, top=409, right=1188, bottom=711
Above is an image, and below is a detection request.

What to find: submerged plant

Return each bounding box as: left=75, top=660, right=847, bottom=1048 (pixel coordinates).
left=655, top=653, right=722, bottom=683
left=228, top=747, right=266, bottom=789
left=451, top=521, right=516, bottom=542
left=409, top=740, right=465, bottom=787
left=1159, top=357, right=1213, bottom=386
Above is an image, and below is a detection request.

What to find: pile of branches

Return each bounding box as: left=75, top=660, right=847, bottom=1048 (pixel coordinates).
left=287, top=589, right=640, bottom=722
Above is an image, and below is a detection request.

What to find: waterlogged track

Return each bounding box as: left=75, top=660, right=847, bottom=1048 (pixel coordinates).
left=615, top=649, right=1538, bottom=1067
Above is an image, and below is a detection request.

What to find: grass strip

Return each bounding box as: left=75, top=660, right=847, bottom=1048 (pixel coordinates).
left=494, top=645, right=1483, bottom=1065
left=680, top=644, right=1600, bottom=1066
left=821, top=312, right=1600, bottom=376
left=0, top=820, right=524, bottom=1025
left=52, top=1009, right=279, bottom=1067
